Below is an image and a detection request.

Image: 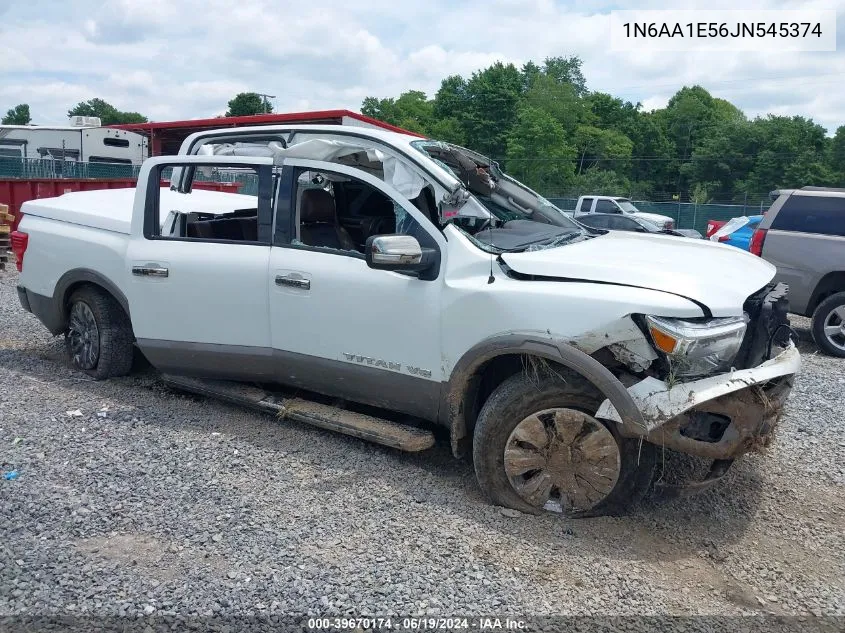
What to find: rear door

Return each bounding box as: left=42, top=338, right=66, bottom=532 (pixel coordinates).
left=576, top=197, right=594, bottom=214
left=124, top=156, right=278, bottom=380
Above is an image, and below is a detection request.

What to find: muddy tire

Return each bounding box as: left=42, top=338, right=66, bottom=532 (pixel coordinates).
left=811, top=292, right=845, bottom=358
left=473, top=371, right=656, bottom=517
left=65, top=287, right=134, bottom=380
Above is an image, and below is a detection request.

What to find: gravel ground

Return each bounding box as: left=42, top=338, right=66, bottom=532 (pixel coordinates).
left=1, top=267, right=843, bottom=623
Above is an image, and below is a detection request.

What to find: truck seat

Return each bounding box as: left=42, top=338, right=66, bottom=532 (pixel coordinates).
left=299, top=189, right=356, bottom=251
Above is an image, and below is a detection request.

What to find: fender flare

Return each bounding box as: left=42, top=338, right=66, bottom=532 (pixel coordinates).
left=442, top=334, right=647, bottom=457
left=54, top=268, right=131, bottom=327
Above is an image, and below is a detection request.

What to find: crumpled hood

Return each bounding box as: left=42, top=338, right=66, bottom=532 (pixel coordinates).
left=501, top=231, right=776, bottom=316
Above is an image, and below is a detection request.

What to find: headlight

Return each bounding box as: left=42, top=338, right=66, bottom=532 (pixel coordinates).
left=645, top=315, right=748, bottom=378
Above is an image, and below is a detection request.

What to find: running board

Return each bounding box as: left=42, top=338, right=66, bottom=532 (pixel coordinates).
left=161, top=374, right=435, bottom=452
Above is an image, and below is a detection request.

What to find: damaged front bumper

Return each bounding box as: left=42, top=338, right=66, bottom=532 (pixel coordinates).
left=596, top=343, right=801, bottom=494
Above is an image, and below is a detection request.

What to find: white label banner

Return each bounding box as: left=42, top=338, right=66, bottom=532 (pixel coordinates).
left=610, top=10, right=837, bottom=52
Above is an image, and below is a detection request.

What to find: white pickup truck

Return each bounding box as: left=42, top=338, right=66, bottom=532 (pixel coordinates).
left=12, top=125, right=800, bottom=516
left=572, top=195, right=676, bottom=230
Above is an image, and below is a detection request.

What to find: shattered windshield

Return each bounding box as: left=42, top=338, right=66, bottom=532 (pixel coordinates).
left=410, top=139, right=585, bottom=252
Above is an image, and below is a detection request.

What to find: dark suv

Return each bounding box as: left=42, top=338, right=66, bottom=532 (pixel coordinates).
left=754, top=187, right=845, bottom=357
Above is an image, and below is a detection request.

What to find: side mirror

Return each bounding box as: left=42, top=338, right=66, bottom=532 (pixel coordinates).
left=365, top=234, right=437, bottom=276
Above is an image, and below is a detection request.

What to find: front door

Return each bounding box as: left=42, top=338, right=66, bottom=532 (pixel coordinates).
left=125, top=156, right=277, bottom=380
left=268, top=159, right=446, bottom=420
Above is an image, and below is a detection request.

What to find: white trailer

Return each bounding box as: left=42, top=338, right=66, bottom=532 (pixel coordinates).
left=0, top=117, right=148, bottom=165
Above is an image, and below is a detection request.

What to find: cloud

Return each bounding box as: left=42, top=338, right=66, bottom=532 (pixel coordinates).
left=0, top=0, right=842, bottom=133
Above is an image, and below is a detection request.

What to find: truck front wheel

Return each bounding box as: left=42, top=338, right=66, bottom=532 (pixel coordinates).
left=65, top=287, right=134, bottom=380
left=473, top=371, right=655, bottom=517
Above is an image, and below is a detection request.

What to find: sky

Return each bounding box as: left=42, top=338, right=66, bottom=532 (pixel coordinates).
left=1, top=0, right=843, bottom=133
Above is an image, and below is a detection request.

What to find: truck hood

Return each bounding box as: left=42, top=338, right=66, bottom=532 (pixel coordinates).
left=631, top=211, right=672, bottom=225
left=501, top=231, right=776, bottom=316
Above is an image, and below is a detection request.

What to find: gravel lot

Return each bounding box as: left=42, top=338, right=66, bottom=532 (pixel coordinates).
left=1, top=267, right=843, bottom=623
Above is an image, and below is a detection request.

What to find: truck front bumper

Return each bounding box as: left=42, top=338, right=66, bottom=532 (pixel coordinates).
left=596, top=343, right=801, bottom=461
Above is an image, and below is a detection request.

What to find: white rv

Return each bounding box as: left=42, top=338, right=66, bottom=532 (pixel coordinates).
left=0, top=117, right=148, bottom=165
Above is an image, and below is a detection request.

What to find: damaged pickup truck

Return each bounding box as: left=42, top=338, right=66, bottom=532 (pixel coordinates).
left=12, top=124, right=800, bottom=516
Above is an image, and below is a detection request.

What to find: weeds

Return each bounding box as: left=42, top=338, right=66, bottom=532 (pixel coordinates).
left=521, top=354, right=567, bottom=388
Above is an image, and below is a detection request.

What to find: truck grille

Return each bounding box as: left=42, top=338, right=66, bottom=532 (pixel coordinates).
left=734, top=282, right=791, bottom=370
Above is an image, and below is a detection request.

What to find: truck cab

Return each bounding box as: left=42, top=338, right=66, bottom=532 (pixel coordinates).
left=573, top=195, right=675, bottom=230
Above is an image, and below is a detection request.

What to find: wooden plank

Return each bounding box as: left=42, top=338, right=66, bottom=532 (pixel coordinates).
left=0, top=225, right=10, bottom=235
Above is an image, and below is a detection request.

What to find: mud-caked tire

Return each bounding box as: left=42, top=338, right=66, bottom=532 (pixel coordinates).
left=473, top=371, right=656, bottom=517
left=65, top=286, right=134, bottom=380
left=811, top=292, right=845, bottom=358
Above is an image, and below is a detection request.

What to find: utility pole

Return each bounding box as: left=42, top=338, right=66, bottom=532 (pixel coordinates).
left=255, top=93, right=276, bottom=114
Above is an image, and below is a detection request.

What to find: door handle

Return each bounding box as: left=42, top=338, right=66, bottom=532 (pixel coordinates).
left=275, top=274, right=310, bottom=290
left=132, top=265, right=169, bottom=278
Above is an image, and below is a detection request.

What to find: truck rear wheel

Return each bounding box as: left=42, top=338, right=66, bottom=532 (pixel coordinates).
left=65, top=287, right=134, bottom=380
left=473, top=371, right=655, bottom=517
left=811, top=292, right=845, bottom=358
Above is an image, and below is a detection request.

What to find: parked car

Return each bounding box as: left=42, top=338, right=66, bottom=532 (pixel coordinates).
left=578, top=213, right=702, bottom=238
left=708, top=215, right=763, bottom=251
left=571, top=195, right=675, bottom=230
left=754, top=187, right=845, bottom=357
left=11, top=125, right=800, bottom=516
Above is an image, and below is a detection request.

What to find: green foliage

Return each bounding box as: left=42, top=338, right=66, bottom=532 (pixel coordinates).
left=831, top=126, right=845, bottom=182
left=569, top=169, right=632, bottom=197
left=361, top=58, right=842, bottom=200
left=225, top=92, right=273, bottom=117
left=68, top=98, right=147, bottom=125
left=2, top=103, right=31, bottom=125
left=505, top=106, right=575, bottom=193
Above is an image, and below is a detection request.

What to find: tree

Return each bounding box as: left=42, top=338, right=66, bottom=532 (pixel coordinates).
left=523, top=74, right=586, bottom=136
left=461, top=62, right=524, bottom=158
left=542, top=56, right=587, bottom=95
left=2, top=103, right=31, bottom=125
left=361, top=57, right=837, bottom=198
left=362, top=90, right=434, bottom=135
left=505, top=105, right=575, bottom=193
left=572, top=125, right=633, bottom=174
left=225, top=92, right=273, bottom=117
left=68, top=98, right=147, bottom=125
left=830, top=126, right=845, bottom=182
left=570, top=168, right=632, bottom=197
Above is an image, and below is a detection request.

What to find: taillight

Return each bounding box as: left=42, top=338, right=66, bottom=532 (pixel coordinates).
left=718, top=235, right=730, bottom=242
left=10, top=231, right=28, bottom=272
left=749, top=228, right=767, bottom=256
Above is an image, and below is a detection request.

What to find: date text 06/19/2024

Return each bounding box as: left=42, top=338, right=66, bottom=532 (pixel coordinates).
left=306, top=617, right=527, bottom=630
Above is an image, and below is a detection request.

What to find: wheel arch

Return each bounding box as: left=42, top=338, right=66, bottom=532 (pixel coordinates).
left=56, top=269, right=132, bottom=332
left=807, top=271, right=845, bottom=316
left=442, top=334, right=647, bottom=458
